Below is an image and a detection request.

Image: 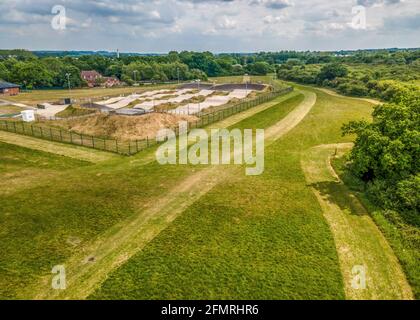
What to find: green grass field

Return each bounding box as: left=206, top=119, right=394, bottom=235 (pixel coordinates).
left=0, top=80, right=416, bottom=300
left=0, top=105, right=25, bottom=116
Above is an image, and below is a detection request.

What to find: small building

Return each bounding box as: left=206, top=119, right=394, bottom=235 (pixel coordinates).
left=103, top=76, right=121, bottom=88
left=21, top=110, right=35, bottom=122
left=0, top=81, right=20, bottom=95
left=81, top=70, right=102, bottom=87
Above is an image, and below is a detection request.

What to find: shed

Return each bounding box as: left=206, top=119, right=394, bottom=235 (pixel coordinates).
left=0, top=81, right=20, bottom=95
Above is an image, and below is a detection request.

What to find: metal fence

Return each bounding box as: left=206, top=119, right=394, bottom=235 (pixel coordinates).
left=0, top=86, right=293, bottom=155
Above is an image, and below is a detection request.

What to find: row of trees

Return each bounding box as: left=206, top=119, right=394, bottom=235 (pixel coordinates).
left=277, top=58, right=420, bottom=101
left=0, top=50, right=274, bottom=89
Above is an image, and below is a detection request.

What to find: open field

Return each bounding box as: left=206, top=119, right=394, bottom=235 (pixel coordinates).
left=0, top=105, right=26, bottom=116
left=0, top=79, right=415, bottom=300
left=209, top=74, right=276, bottom=84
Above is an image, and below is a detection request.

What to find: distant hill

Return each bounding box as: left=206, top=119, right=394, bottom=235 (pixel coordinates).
left=0, top=49, right=36, bottom=59
left=31, top=50, right=164, bottom=58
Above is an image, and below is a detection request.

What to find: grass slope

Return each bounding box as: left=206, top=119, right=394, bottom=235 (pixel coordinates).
left=91, top=88, right=370, bottom=300
left=301, top=144, right=413, bottom=300
left=0, top=90, right=300, bottom=299
left=332, top=155, right=419, bottom=299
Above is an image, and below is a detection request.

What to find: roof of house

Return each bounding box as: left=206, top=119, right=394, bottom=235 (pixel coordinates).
left=81, top=70, right=102, bottom=78
left=0, top=81, right=20, bottom=89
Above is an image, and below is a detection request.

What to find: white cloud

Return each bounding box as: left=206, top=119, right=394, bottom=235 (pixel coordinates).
left=0, top=0, right=418, bottom=51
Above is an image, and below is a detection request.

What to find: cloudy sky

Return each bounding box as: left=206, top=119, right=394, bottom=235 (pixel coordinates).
left=0, top=0, right=419, bottom=52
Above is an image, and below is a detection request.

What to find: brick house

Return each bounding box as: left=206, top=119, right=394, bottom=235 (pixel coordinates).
left=81, top=71, right=121, bottom=88
left=80, top=70, right=102, bottom=87
left=103, top=76, right=121, bottom=87
left=0, top=81, right=20, bottom=95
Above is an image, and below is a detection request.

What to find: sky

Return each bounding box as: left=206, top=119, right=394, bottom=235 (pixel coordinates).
left=0, top=0, right=419, bottom=53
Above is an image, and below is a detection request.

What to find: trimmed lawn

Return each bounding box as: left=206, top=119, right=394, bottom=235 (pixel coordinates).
left=90, top=87, right=375, bottom=300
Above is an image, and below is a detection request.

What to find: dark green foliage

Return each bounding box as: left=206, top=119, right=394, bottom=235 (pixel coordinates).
left=342, top=90, right=420, bottom=219
left=317, top=63, right=348, bottom=82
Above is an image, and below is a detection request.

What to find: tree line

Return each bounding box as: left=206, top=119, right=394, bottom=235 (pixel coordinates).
left=0, top=50, right=274, bottom=89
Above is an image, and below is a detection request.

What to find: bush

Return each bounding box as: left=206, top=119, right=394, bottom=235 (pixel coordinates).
left=343, top=90, right=420, bottom=218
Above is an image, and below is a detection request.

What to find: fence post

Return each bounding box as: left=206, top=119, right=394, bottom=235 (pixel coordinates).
left=31, top=125, right=34, bottom=136
left=40, top=127, right=43, bottom=138
left=50, top=128, right=53, bottom=140
left=70, top=131, right=73, bottom=143
left=92, top=136, right=95, bottom=148
left=81, top=134, right=83, bottom=146
left=13, top=122, right=16, bottom=132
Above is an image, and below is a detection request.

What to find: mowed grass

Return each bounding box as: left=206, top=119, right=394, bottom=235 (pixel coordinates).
left=0, top=146, right=204, bottom=299
left=90, top=87, right=375, bottom=300
left=0, top=105, right=26, bottom=116
left=332, top=156, right=420, bottom=299
left=0, top=90, right=300, bottom=299
left=3, top=83, right=400, bottom=300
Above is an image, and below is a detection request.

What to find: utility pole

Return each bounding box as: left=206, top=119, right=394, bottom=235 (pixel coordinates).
left=244, top=73, right=249, bottom=95
left=133, top=70, right=138, bottom=84
left=65, top=73, right=71, bottom=94
left=177, top=67, right=180, bottom=84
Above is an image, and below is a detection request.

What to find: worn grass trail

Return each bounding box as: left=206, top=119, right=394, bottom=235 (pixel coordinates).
left=33, top=90, right=315, bottom=300
left=301, top=143, right=413, bottom=300
left=0, top=131, right=118, bottom=163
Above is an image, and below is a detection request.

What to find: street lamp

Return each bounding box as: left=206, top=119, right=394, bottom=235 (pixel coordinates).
left=244, top=73, right=249, bottom=95
left=65, top=73, right=71, bottom=93
left=177, top=67, right=180, bottom=84
left=133, top=70, right=138, bottom=84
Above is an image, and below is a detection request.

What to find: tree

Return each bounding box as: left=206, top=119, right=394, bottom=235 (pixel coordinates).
left=342, top=90, right=420, bottom=214
left=0, top=62, right=9, bottom=81
left=247, top=62, right=272, bottom=75
left=317, top=63, right=348, bottom=82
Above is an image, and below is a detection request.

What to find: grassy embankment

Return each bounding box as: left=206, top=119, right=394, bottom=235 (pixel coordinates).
left=0, top=90, right=307, bottom=299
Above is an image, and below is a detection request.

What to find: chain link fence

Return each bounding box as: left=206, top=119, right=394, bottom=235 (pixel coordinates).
left=0, top=86, right=293, bottom=155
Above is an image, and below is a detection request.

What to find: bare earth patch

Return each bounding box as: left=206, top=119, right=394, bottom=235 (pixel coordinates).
left=52, top=113, right=197, bottom=141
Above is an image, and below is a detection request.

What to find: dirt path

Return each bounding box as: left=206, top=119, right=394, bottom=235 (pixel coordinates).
left=0, top=131, right=119, bottom=163
left=207, top=91, right=299, bottom=129
left=265, top=90, right=316, bottom=142
left=301, top=144, right=413, bottom=300
left=31, top=88, right=317, bottom=300
left=316, top=87, right=382, bottom=105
